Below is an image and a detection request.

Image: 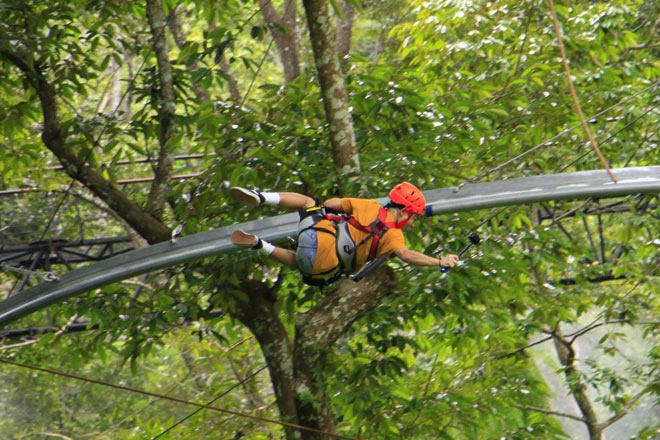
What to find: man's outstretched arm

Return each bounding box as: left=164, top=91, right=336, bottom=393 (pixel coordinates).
left=393, top=248, right=459, bottom=268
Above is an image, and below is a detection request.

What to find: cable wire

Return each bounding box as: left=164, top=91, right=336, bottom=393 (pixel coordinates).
left=556, top=100, right=660, bottom=174
left=457, top=80, right=659, bottom=190
left=0, top=358, right=360, bottom=440
left=151, top=365, right=267, bottom=439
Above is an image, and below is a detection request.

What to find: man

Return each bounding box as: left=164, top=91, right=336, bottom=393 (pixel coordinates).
left=230, top=182, right=459, bottom=285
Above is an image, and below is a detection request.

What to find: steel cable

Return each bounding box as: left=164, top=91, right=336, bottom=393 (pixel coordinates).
left=0, top=357, right=360, bottom=440
left=456, top=80, right=660, bottom=190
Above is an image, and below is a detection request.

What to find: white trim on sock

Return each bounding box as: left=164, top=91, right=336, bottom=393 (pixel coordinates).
left=262, top=192, right=281, bottom=205
left=258, top=240, right=275, bottom=255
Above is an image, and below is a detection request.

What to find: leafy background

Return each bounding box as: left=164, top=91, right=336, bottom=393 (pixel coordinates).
left=0, top=0, right=659, bottom=439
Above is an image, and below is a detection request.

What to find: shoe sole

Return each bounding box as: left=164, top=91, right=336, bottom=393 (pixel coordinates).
left=229, top=187, right=261, bottom=206
left=231, top=230, right=258, bottom=247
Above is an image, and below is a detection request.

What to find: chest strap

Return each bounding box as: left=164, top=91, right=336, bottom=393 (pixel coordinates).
left=345, top=207, right=391, bottom=262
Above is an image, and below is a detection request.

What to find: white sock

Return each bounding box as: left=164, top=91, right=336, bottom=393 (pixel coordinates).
left=261, top=192, right=281, bottom=205
left=258, top=240, right=275, bottom=255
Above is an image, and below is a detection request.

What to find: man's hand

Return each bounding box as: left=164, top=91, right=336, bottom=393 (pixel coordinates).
left=439, top=254, right=459, bottom=268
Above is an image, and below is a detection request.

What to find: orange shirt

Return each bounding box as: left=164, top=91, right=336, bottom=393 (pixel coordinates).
left=311, top=198, right=406, bottom=275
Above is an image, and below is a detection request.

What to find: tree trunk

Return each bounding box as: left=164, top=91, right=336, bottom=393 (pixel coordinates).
left=219, top=55, right=243, bottom=107
left=293, top=268, right=398, bottom=439
left=258, top=0, right=300, bottom=83
left=336, top=1, right=355, bottom=65
left=224, top=269, right=397, bottom=440
left=145, top=0, right=178, bottom=220
left=229, top=279, right=300, bottom=440
left=552, top=331, right=604, bottom=440
left=302, top=0, right=360, bottom=174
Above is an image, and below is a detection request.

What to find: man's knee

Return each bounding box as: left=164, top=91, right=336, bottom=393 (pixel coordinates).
left=303, top=196, right=316, bottom=208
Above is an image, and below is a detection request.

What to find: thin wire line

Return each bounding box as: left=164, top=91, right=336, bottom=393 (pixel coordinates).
left=0, top=358, right=360, bottom=440
left=556, top=100, right=660, bottom=173
left=240, top=37, right=276, bottom=110
left=151, top=365, right=268, bottom=439
left=457, top=80, right=659, bottom=189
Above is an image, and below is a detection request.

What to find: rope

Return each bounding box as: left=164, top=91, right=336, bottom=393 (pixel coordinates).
left=454, top=80, right=659, bottom=190
left=547, top=0, right=617, bottom=183
left=0, top=358, right=360, bottom=440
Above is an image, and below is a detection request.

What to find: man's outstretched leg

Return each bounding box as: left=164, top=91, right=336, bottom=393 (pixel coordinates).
left=230, top=187, right=317, bottom=271
left=231, top=230, right=298, bottom=269
left=229, top=187, right=315, bottom=210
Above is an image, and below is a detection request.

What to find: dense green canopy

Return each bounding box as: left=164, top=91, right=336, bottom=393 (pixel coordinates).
left=0, top=0, right=659, bottom=439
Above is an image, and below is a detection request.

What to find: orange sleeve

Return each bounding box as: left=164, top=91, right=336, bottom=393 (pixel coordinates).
left=341, top=198, right=356, bottom=214
left=377, top=228, right=406, bottom=257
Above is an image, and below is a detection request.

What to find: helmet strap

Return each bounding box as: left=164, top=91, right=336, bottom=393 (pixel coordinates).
left=390, top=206, right=413, bottom=229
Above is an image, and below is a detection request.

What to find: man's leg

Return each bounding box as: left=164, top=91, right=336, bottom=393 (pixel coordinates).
left=231, top=230, right=298, bottom=269
left=230, top=187, right=315, bottom=210
left=230, top=187, right=317, bottom=270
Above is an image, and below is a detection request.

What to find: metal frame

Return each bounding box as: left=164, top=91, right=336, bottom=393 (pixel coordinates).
left=1, top=166, right=659, bottom=326
left=0, top=237, right=133, bottom=293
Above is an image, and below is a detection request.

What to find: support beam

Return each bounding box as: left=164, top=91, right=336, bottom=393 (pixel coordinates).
left=0, top=167, right=659, bottom=326
left=0, top=309, right=224, bottom=340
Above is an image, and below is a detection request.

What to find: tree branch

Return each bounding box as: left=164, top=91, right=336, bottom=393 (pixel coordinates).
left=296, top=267, right=398, bottom=351
left=495, top=334, right=553, bottom=359
left=145, top=0, right=178, bottom=220
left=258, top=0, right=300, bottom=83
left=3, top=48, right=170, bottom=243
left=601, top=389, right=648, bottom=429
left=552, top=330, right=602, bottom=439
left=515, top=404, right=586, bottom=423
left=0, top=338, right=41, bottom=351
left=167, top=6, right=211, bottom=103
left=568, top=320, right=660, bottom=344
left=336, top=0, right=355, bottom=63
left=291, top=268, right=397, bottom=438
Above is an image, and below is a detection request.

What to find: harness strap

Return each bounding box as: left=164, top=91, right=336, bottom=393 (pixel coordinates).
left=297, top=205, right=395, bottom=287
left=345, top=207, right=391, bottom=261
left=297, top=206, right=342, bottom=284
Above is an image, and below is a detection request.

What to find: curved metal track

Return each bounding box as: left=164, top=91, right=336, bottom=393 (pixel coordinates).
left=1, top=166, right=659, bottom=326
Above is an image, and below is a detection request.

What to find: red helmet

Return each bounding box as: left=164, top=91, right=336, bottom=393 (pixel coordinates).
left=389, top=182, right=426, bottom=215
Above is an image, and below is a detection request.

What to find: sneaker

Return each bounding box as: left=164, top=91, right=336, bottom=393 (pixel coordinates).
left=229, top=187, right=265, bottom=206
left=231, top=230, right=261, bottom=249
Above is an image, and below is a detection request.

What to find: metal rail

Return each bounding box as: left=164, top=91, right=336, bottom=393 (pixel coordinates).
left=424, top=166, right=660, bottom=215
left=1, top=166, right=659, bottom=326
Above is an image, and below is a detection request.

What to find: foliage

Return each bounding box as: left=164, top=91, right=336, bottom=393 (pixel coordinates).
left=0, top=0, right=659, bottom=439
